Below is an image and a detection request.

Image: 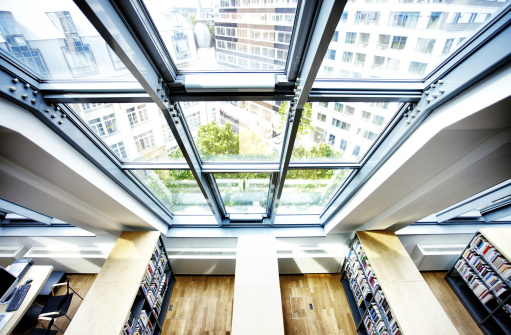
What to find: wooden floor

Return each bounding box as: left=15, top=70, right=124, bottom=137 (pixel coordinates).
left=280, top=274, right=357, bottom=335
left=161, top=276, right=235, bottom=335
left=422, top=271, right=483, bottom=335
left=30, top=271, right=481, bottom=335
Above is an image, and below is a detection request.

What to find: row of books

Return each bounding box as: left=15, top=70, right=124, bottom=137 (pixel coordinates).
left=455, top=258, right=496, bottom=305
left=347, top=252, right=371, bottom=306
left=154, top=274, right=169, bottom=316
left=132, top=310, right=157, bottom=335
left=374, top=290, right=401, bottom=335
left=353, top=239, right=380, bottom=291
left=364, top=303, right=389, bottom=335
left=471, top=234, right=511, bottom=282
left=463, top=248, right=509, bottom=298
left=122, top=312, right=135, bottom=335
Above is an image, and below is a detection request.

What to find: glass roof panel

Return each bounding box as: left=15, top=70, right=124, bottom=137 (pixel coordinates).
left=0, top=0, right=135, bottom=80
left=143, top=0, right=299, bottom=71
left=290, top=101, right=401, bottom=163
left=132, top=170, right=211, bottom=214
left=181, top=101, right=281, bottom=162
left=214, top=173, right=270, bottom=214
left=70, top=103, right=185, bottom=162
left=317, top=0, right=508, bottom=80
left=278, top=168, right=354, bottom=215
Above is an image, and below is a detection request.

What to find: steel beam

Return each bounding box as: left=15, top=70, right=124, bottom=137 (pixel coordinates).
left=0, top=199, right=53, bottom=225
left=268, top=0, right=347, bottom=225
left=75, top=0, right=225, bottom=225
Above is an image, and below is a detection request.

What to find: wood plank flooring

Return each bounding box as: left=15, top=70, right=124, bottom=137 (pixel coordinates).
left=280, top=274, right=357, bottom=335
left=28, top=271, right=482, bottom=335
left=162, top=276, right=235, bottom=335
left=422, top=271, right=483, bottom=335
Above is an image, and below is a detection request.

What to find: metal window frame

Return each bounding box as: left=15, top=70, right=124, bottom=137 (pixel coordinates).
left=0, top=0, right=509, bottom=229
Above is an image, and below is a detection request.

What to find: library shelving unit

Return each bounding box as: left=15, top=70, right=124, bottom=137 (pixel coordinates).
left=445, top=228, right=511, bottom=335
left=341, top=231, right=458, bottom=335
left=66, top=231, right=175, bottom=335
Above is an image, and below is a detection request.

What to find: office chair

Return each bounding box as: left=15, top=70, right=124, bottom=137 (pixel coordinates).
left=29, top=315, right=62, bottom=335
left=39, top=278, right=83, bottom=322
left=12, top=305, right=43, bottom=335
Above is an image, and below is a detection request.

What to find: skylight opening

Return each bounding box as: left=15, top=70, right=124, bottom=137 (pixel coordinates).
left=318, top=0, right=509, bottom=80
left=143, top=0, right=299, bottom=72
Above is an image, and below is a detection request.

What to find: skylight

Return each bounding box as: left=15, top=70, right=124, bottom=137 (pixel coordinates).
left=143, top=0, right=299, bottom=71
left=318, top=0, right=509, bottom=79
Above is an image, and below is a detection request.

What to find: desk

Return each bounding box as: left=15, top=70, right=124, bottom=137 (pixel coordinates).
left=0, top=265, right=53, bottom=335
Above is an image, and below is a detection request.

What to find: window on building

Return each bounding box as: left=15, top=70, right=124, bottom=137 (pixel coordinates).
left=317, top=113, right=327, bottom=122
left=88, top=118, right=105, bottom=137
left=352, top=145, right=361, bottom=157
left=328, top=134, right=335, bottom=146
left=339, top=139, right=348, bottom=151
left=355, top=11, right=380, bottom=25
left=134, top=130, right=155, bottom=152
left=334, top=103, right=343, bottom=113
left=319, top=102, right=329, bottom=108
left=103, top=113, right=118, bottom=135
left=110, top=141, right=127, bottom=160
left=341, top=12, right=348, bottom=22
left=416, top=38, right=436, bottom=54
left=362, top=111, right=371, bottom=121
left=372, top=115, right=385, bottom=126
left=343, top=106, right=355, bottom=116
left=332, top=31, right=339, bottom=42
left=332, top=119, right=351, bottom=131
left=386, top=58, right=400, bottom=72
left=355, top=53, right=366, bottom=67
left=186, top=112, right=201, bottom=131
left=361, top=130, right=377, bottom=140
left=0, top=11, right=50, bottom=77
left=127, top=104, right=149, bottom=126
left=372, top=56, right=385, bottom=69
left=345, top=32, right=357, bottom=44
left=452, top=12, right=477, bottom=24
left=323, top=66, right=334, bottom=76
left=442, top=38, right=454, bottom=54
left=342, top=51, right=353, bottom=63
left=161, top=125, right=173, bottom=141
left=81, top=103, right=104, bottom=111
left=428, top=12, right=446, bottom=29
left=388, top=12, right=420, bottom=28
left=47, top=11, right=98, bottom=77
left=391, top=36, right=407, bottom=50
left=172, top=30, right=191, bottom=60
left=326, top=49, right=336, bottom=60
left=358, top=33, right=370, bottom=47
left=409, top=61, right=428, bottom=76
left=377, top=34, right=390, bottom=50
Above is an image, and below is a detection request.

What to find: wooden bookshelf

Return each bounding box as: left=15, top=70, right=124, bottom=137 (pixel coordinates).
left=66, top=231, right=175, bottom=335
left=342, top=230, right=458, bottom=335
left=446, top=228, right=511, bottom=335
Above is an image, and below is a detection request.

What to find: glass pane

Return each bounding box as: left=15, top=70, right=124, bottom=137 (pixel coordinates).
left=182, top=101, right=281, bottom=162
left=143, top=0, right=299, bottom=71
left=0, top=1, right=135, bottom=80
left=289, top=101, right=401, bottom=163
left=318, top=0, right=509, bottom=79
left=215, top=173, right=270, bottom=214
left=278, top=169, right=354, bottom=214
left=70, top=103, right=185, bottom=162
left=132, top=170, right=210, bottom=214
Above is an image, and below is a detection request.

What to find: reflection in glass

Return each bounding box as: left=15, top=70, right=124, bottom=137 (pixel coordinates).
left=278, top=169, right=353, bottom=214
left=0, top=1, right=135, bottom=80
left=289, top=102, right=401, bottom=163
left=71, top=103, right=185, bottom=162
left=143, top=0, right=299, bottom=71
left=179, top=101, right=281, bottom=162
left=318, top=0, right=508, bottom=79
left=132, top=170, right=210, bottom=214
left=215, top=173, right=270, bottom=214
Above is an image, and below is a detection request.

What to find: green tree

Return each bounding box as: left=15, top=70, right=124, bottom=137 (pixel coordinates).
left=197, top=122, right=239, bottom=158
left=278, top=101, right=314, bottom=139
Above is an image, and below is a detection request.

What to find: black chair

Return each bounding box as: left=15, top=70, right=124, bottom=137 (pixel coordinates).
left=29, top=316, right=62, bottom=335
left=39, top=278, right=83, bottom=322
left=12, top=305, right=42, bottom=335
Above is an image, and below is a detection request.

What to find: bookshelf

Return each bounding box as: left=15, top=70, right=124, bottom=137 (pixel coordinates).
left=342, top=231, right=458, bottom=335
left=66, top=231, right=175, bottom=335
left=445, top=228, right=511, bottom=335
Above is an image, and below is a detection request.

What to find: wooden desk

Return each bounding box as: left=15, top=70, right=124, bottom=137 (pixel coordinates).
left=0, top=265, right=53, bottom=335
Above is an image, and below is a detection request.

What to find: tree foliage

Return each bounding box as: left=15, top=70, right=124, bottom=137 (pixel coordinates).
left=278, top=101, right=314, bottom=139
